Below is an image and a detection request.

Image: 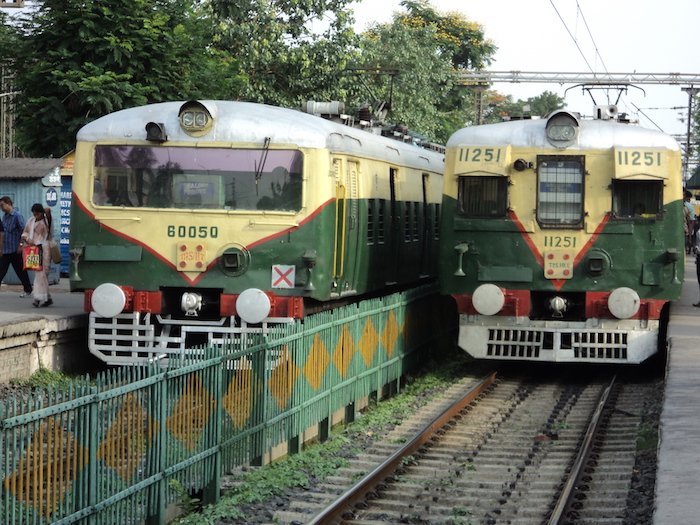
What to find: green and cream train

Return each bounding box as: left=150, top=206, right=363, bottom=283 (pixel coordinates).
left=69, top=100, right=444, bottom=364
left=439, top=106, right=684, bottom=364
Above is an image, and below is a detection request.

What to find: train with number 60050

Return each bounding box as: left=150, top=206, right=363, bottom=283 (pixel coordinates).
left=69, top=100, right=444, bottom=365
left=438, top=104, right=684, bottom=364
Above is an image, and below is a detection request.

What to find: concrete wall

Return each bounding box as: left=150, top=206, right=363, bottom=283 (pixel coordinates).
left=0, top=314, right=95, bottom=382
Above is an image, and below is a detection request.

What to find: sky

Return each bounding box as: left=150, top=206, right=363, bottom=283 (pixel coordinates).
left=349, top=0, right=700, bottom=140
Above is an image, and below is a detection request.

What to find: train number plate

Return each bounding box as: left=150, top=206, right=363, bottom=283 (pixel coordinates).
left=543, top=250, right=574, bottom=280
left=177, top=242, right=208, bottom=272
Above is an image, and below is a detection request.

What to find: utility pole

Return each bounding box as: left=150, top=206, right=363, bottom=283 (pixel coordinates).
left=681, top=86, right=699, bottom=181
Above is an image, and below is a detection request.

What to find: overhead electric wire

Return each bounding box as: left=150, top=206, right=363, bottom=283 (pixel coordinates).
left=549, top=0, right=595, bottom=73
left=575, top=0, right=609, bottom=75
left=549, top=0, right=627, bottom=110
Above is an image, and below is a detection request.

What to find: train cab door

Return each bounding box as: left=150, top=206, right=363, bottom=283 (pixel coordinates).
left=386, top=167, right=400, bottom=285
left=333, top=159, right=361, bottom=295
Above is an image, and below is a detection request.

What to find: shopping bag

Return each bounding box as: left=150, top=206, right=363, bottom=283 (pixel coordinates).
left=49, top=239, right=62, bottom=264
left=22, top=244, right=43, bottom=271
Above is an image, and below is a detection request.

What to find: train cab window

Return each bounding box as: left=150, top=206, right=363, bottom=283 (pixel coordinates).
left=536, top=156, right=584, bottom=228
left=457, top=176, right=508, bottom=217
left=612, top=180, right=663, bottom=219
left=93, top=145, right=303, bottom=211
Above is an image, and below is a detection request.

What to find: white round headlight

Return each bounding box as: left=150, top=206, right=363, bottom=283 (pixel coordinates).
left=91, top=283, right=126, bottom=318
left=472, top=284, right=505, bottom=316
left=607, top=287, right=640, bottom=319
left=236, top=288, right=271, bottom=324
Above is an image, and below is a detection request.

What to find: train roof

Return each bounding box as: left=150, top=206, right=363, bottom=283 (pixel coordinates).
left=76, top=100, right=444, bottom=170
left=446, top=116, right=680, bottom=151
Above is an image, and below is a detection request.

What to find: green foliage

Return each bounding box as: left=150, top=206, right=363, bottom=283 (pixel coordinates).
left=398, top=0, right=497, bottom=70
left=169, top=480, right=202, bottom=515
left=11, top=367, right=76, bottom=389
left=209, top=0, right=359, bottom=107
left=480, top=90, right=567, bottom=124
left=353, top=0, right=498, bottom=143
left=0, top=11, right=19, bottom=68
left=355, top=18, right=452, bottom=141
left=10, top=0, right=244, bottom=157
left=172, top=437, right=354, bottom=524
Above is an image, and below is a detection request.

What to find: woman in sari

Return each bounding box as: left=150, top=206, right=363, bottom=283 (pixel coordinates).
left=21, top=203, right=53, bottom=307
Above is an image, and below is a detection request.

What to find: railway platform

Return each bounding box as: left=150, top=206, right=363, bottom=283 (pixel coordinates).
left=655, top=261, right=700, bottom=524
left=0, top=277, right=91, bottom=382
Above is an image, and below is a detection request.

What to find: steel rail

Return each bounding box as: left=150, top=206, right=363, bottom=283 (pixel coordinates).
left=546, top=374, right=618, bottom=525
left=306, top=371, right=498, bottom=525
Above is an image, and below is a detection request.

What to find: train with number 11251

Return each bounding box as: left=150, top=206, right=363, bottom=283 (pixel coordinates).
left=438, top=105, right=684, bottom=364
left=69, top=100, right=444, bottom=365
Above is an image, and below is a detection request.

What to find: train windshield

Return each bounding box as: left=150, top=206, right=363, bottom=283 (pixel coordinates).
left=536, top=156, right=585, bottom=228
left=92, top=146, right=303, bottom=211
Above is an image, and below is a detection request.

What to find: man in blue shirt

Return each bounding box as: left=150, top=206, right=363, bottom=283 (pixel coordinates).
left=0, top=196, right=33, bottom=296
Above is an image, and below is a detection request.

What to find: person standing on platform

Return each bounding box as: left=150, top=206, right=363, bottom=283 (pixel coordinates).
left=684, top=191, right=696, bottom=254
left=0, top=196, right=33, bottom=297
left=21, top=203, right=53, bottom=307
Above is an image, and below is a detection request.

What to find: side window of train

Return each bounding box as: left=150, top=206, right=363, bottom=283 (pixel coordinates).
left=457, top=176, right=508, bottom=217
left=612, top=180, right=663, bottom=219
left=536, top=156, right=585, bottom=229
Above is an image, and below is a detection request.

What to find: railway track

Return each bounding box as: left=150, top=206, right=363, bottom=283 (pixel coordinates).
left=220, top=368, right=660, bottom=525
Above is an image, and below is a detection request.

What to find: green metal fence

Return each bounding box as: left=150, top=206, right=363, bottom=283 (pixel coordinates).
left=0, top=285, right=454, bottom=524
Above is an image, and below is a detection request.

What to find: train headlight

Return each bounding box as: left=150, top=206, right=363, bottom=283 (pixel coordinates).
left=181, top=292, right=202, bottom=317
left=178, top=101, right=214, bottom=137
left=545, top=111, right=579, bottom=148
left=472, top=284, right=505, bottom=316
left=236, top=288, right=271, bottom=324
left=91, top=283, right=126, bottom=318
left=607, top=287, right=640, bottom=319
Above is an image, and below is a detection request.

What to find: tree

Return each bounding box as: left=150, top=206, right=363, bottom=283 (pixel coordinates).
left=486, top=90, right=567, bottom=123
left=353, top=0, right=497, bottom=143
left=399, top=0, right=496, bottom=70
left=209, top=0, right=359, bottom=107
left=11, top=0, right=243, bottom=158
left=352, top=20, right=451, bottom=140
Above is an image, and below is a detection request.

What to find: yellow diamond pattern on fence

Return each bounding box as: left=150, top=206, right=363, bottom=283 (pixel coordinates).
left=222, top=356, right=259, bottom=428
left=167, top=373, right=215, bottom=451
left=269, top=345, right=300, bottom=410
left=382, top=311, right=400, bottom=357
left=333, top=323, right=355, bottom=377
left=359, top=318, right=378, bottom=367
left=303, top=333, right=330, bottom=390
left=97, top=393, right=159, bottom=480
left=3, top=417, right=88, bottom=518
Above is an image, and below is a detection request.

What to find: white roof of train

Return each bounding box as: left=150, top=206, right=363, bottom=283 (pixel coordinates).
left=77, top=100, right=444, bottom=169
left=446, top=117, right=680, bottom=151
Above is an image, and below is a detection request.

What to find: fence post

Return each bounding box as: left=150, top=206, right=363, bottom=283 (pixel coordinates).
left=88, top=385, right=99, bottom=525
left=202, top=355, right=222, bottom=505
left=146, top=370, right=167, bottom=525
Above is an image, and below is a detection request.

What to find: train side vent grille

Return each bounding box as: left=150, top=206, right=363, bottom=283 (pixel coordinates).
left=486, top=329, right=542, bottom=359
